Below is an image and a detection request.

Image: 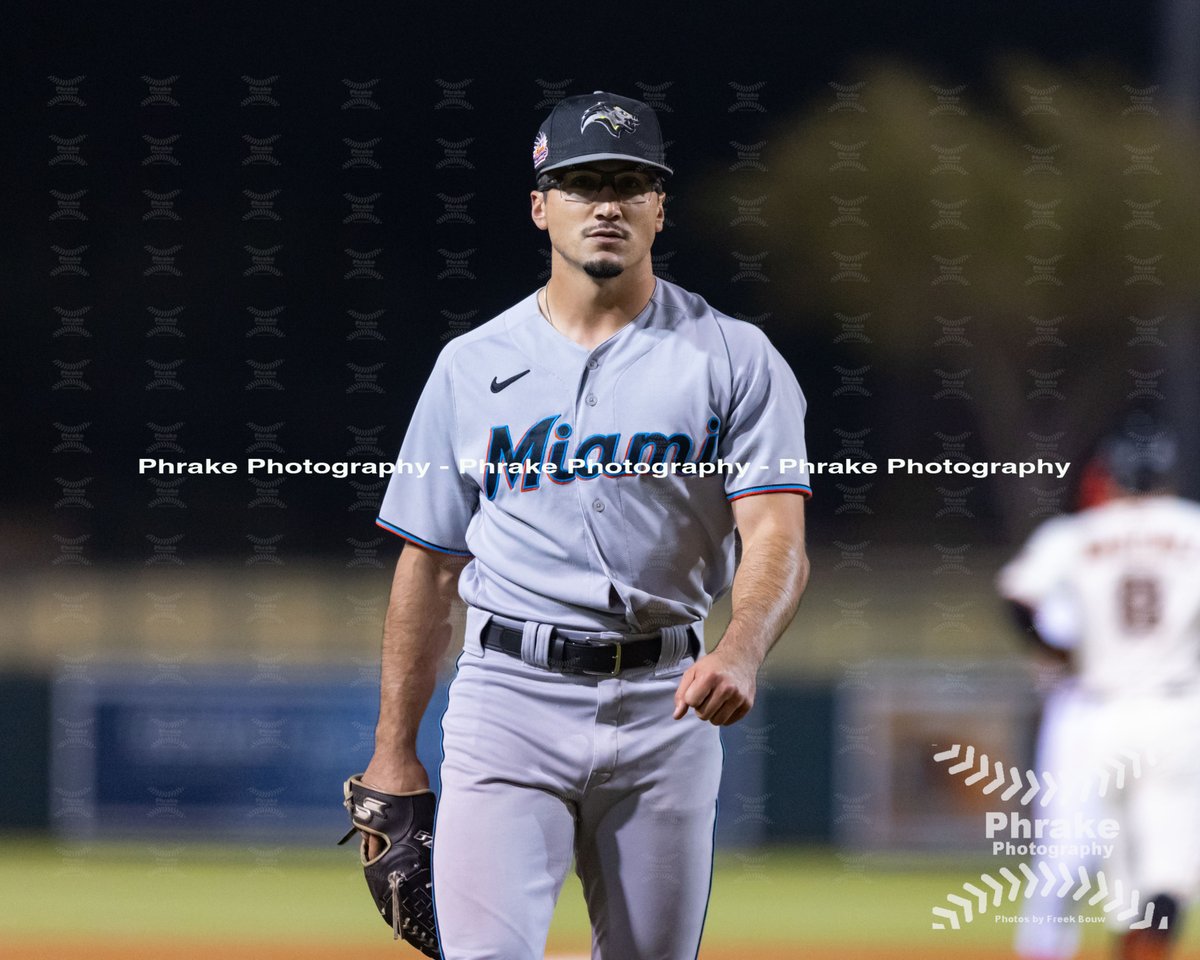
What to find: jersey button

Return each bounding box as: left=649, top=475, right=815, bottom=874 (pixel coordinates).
left=585, top=393, right=598, bottom=406
left=592, top=499, right=605, bottom=512
left=587, top=359, right=599, bottom=371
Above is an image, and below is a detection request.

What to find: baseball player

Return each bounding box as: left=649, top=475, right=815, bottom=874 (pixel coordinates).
left=341, top=91, right=812, bottom=960
left=1000, top=450, right=1113, bottom=959
left=998, top=414, right=1200, bottom=960
left=1000, top=592, right=1099, bottom=959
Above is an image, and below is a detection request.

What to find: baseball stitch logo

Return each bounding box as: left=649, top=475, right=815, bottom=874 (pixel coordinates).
left=481, top=414, right=721, bottom=500
left=928, top=743, right=1165, bottom=932
left=580, top=101, right=639, bottom=138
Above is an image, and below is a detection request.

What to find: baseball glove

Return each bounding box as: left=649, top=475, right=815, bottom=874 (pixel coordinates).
left=338, top=775, right=440, bottom=958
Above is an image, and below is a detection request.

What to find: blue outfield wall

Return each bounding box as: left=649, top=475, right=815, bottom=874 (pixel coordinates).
left=763, top=684, right=835, bottom=841
left=0, top=672, right=52, bottom=829
left=0, top=666, right=833, bottom=845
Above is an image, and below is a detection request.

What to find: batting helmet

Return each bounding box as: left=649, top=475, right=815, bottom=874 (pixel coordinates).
left=1100, top=410, right=1178, bottom=494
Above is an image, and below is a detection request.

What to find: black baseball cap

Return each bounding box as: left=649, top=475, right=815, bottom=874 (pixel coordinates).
left=532, top=90, right=673, bottom=178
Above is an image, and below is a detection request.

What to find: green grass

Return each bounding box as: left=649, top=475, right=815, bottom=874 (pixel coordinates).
left=0, top=836, right=1189, bottom=951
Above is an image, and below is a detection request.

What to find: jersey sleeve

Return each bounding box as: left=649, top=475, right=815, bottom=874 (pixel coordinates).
left=719, top=324, right=811, bottom=501
left=375, top=348, right=477, bottom=556
left=996, top=516, right=1077, bottom=609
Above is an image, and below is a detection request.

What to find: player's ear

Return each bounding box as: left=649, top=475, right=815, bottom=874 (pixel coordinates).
left=654, top=191, right=666, bottom=232
left=530, top=189, right=549, bottom=231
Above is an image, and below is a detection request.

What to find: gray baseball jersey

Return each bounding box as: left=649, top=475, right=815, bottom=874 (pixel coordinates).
left=376, top=278, right=811, bottom=634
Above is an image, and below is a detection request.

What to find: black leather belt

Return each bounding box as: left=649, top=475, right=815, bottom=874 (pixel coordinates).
left=481, top=621, right=695, bottom=677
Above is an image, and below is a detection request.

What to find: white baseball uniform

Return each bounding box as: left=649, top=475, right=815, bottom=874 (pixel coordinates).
left=376, top=278, right=811, bottom=959
left=999, top=496, right=1200, bottom=916
left=1013, top=676, right=1101, bottom=958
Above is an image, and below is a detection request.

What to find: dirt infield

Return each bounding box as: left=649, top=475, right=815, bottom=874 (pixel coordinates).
left=8, top=940, right=1185, bottom=960
left=0, top=945, right=910, bottom=960
left=0, top=941, right=921, bottom=960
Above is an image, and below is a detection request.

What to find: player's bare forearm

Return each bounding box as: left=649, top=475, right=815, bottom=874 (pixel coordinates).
left=721, top=492, right=810, bottom=663
left=364, top=543, right=468, bottom=792
left=673, top=493, right=809, bottom=725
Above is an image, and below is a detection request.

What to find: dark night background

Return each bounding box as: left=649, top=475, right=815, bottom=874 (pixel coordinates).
left=4, top=2, right=1165, bottom=563
left=5, top=5, right=1200, bottom=951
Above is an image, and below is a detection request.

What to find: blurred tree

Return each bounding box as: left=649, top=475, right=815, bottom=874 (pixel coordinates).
left=699, top=60, right=1200, bottom=537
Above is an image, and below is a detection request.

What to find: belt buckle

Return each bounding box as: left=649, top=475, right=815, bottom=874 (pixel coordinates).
left=580, top=638, right=622, bottom=677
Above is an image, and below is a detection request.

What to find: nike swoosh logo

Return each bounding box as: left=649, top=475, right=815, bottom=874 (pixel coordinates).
left=490, top=369, right=531, bottom=393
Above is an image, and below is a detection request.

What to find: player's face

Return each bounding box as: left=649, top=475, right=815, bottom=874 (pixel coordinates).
left=530, top=160, right=665, bottom=280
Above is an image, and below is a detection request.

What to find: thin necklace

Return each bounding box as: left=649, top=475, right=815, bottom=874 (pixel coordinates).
left=543, top=283, right=656, bottom=339
left=542, top=285, right=556, bottom=331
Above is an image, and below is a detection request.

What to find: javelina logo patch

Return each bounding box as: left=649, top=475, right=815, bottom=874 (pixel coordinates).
left=532, top=131, right=549, bottom=167
left=580, top=101, right=639, bottom=138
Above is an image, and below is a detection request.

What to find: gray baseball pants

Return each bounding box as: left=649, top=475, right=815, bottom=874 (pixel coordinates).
left=431, top=611, right=723, bottom=960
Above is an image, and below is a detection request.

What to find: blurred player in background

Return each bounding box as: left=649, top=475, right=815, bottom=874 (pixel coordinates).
left=999, top=450, right=1111, bottom=959
left=999, top=412, right=1200, bottom=960
left=1002, top=607, right=1097, bottom=960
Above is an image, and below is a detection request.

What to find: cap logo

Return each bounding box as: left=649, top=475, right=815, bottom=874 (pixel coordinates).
left=580, top=101, right=639, bottom=138
left=532, top=131, right=549, bottom=167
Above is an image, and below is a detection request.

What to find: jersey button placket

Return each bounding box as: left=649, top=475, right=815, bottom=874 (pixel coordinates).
left=583, top=375, right=605, bottom=514
left=577, top=353, right=611, bottom=555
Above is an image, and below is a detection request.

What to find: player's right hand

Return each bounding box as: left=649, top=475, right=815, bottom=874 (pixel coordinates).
left=671, top=649, right=757, bottom=726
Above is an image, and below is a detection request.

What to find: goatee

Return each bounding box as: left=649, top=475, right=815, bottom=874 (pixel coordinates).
left=583, top=260, right=624, bottom=279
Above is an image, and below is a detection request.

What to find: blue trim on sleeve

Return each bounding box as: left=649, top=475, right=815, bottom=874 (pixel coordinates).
left=375, top=518, right=472, bottom=556
left=727, top=483, right=812, bottom=502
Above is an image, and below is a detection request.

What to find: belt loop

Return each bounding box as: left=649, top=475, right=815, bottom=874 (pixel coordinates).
left=520, top=620, right=554, bottom=669
left=654, top=624, right=691, bottom=676
left=463, top=606, right=490, bottom=658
